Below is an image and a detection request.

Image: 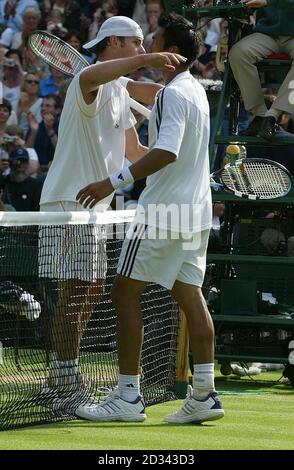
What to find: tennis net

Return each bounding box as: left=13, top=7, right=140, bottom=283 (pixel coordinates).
left=0, top=211, right=179, bottom=430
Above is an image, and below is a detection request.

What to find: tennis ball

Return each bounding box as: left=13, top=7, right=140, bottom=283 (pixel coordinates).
left=226, top=144, right=240, bottom=155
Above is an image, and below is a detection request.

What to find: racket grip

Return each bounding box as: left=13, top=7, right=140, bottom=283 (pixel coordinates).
left=129, top=97, right=151, bottom=120
left=210, top=181, right=223, bottom=190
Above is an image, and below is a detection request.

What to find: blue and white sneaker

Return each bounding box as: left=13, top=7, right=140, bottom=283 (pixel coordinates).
left=75, top=387, right=146, bottom=422
left=165, top=385, right=224, bottom=424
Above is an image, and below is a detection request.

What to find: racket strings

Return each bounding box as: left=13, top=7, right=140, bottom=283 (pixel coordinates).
left=30, top=33, right=88, bottom=76
left=221, top=161, right=291, bottom=198
left=28, top=32, right=151, bottom=119
left=245, top=161, right=290, bottom=197
left=243, top=161, right=290, bottom=197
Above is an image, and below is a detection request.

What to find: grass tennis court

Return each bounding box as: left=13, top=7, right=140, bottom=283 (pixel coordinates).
left=1, top=371, right=293, bottom=450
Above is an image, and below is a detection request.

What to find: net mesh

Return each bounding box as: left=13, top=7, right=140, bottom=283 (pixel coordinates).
left=0, top=211, right=179, bottom=430
left=221, top=160, right=291, bottom=199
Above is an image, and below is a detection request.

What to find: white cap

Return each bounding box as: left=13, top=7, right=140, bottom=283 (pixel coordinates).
left=83, top=16, right=144, bottom=51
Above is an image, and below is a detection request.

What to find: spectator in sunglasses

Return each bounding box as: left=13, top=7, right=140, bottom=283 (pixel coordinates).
left=18, top=72, right=43, bottom=136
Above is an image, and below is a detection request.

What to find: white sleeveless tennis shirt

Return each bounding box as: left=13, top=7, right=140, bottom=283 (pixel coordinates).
left=40, top=73, right=135, bottom=211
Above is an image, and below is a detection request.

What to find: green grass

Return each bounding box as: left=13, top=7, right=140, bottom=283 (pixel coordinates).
left=0, top=372, right=294, bottom=450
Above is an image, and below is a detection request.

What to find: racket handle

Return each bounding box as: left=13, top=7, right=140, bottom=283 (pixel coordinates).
left=129, top=97, right=151, bottom=120
left=210, top=181, right=223, bottom=190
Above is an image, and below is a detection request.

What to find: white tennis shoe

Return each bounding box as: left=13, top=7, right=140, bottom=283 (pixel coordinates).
left=230, top=364, right=262, bottom=376
left=75, top=387, right=146, bottom=422
left=165, top=385, right=224, bottom=424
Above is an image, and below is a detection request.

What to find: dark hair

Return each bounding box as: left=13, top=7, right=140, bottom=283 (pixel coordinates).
left=5, top=49, right=23, bottom=67
left=93, top=36, right=125, bottom=57
left=0, top=98, right=12, bottom=114
left=66, top=30, right=83, bottom=45
left=43, top=94, right=62, bottom=109
left=93, top=37, right=109, bottom=56
left=158, top=13, right=200, bottom=66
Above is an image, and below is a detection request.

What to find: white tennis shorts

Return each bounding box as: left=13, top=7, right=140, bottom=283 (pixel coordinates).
left=117, top=224, right=210, bottom=290
left=39, top=202, right=107, bottom=282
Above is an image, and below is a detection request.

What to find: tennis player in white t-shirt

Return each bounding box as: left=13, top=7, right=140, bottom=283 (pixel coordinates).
left=38, top=16, right=186, bottom=410
left=76, top=13, right=224, bottom=424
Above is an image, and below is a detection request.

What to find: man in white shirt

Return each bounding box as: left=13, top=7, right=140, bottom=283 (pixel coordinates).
left=76, top=13, right=224, bottom=424
left=0, top=0, right=39, bottom=32
left=2, top=49, right=23, bottom=113
left=38, top=15, right=185, bottom=411
left=0, top=6, right=40, bottom=49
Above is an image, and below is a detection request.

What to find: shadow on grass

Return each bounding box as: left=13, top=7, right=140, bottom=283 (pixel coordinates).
left=37, top=420, right=219, bottom=430
left=215, top=372, right=294, bottom=395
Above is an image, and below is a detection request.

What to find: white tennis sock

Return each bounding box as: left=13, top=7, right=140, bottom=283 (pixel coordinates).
left=118, top=374, right=140, bottom=402
left=193, top=363, right=215, bottom=399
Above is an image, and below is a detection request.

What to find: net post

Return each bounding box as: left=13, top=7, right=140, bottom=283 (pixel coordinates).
left=175, top=309, right=189, bottom=398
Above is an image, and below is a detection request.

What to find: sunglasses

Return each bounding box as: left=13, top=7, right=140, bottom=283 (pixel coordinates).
left=25, top=80, right=40, bottom=85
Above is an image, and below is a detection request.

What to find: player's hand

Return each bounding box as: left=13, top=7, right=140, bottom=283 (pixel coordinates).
left=244, top=0, right=267, bottom=8
left=77, top=179, right=114, bottom=209
left=144, top=52, right=187, bottom=71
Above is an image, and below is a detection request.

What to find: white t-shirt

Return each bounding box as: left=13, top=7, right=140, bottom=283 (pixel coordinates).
left=3, top=84, right=21, bottom=113
left=136, top=71, right=212, bottom=233
left=7, top=110, right=17, bottom=126
left=40, top=73, right=135, bottom=211
left=27, top=147, right=39, bottom=162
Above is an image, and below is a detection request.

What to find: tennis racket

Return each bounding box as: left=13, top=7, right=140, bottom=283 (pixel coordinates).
left=28, top=30, right=151, bottom=119
left=210, top=158, right=292, bottom=200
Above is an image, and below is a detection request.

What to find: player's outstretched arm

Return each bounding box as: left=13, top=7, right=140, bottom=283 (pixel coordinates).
left=80, top=53, right=187, bottom=95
